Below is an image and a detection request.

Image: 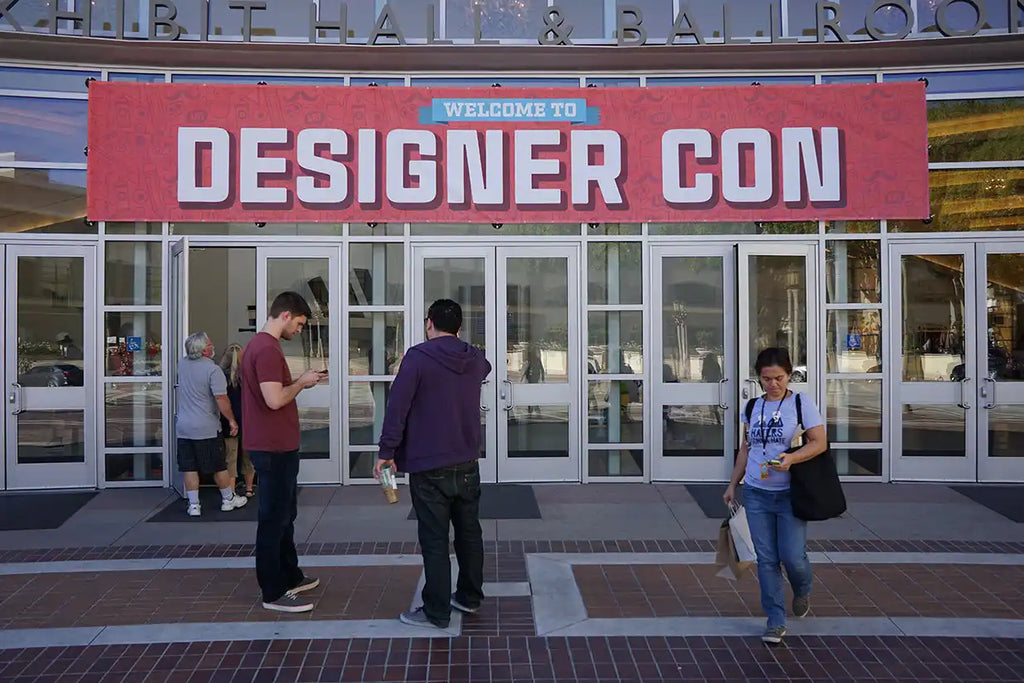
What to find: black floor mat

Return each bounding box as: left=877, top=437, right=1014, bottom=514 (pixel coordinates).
left=147, top=487, right=258, bottom=522
left=684, top=484, right=731, bottom=519
left=408, top=483, right=541, bottom=520
left=0, top=491, right=97, bottom=530
left=951, top=485, right=1024, bottom=523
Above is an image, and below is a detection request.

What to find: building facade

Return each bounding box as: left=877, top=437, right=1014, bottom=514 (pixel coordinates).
left=1, top=0, right=1023, bottom=490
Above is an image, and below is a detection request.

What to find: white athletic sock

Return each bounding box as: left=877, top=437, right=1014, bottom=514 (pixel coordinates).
left=220, top=487, right=234, bottom=501
left=186, top=490, right=199, bottom=505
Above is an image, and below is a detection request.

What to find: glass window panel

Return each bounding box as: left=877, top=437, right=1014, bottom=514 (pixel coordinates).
left=105, top=221, right=161, bottom=235
left=322, top=0, right=376, bottom=40
left=589, top=449, right=644, bottom=476
left=107, top=73, right=165, bottom=83
left=105, top=382, right=162, bottom=447
left=508, top=405, right=570, bottom=457
left=663, top=405, right=725, bottom=456
left=584, top=78, right=640, bottom=87
left=446, top=0, right=549, bottom=39
left=987, top=253, right=1024, bottom=381
left=918, top=0, right=1007, bottom=34
left=410, top=76, right=583, bottom=87
left=0, top=169, right=89, bottom=234
left=171, top=74, right=337, bottom=85
left=827, top=310, right=882, bottom=373
left=900, top=254, right=965, bottom=381
left=820, top=74, right=877, bottom=84
left=186, top=246, right=256, bottom=351
left=787, top=0, right=819, bottom=39
left=988, top=406, right=1024, bottom=457
left=588, top=381, right=644, bottom=444
left=423, top=257, right=487, bottom=352
left=657, top=0, right=777, bottom=41
left=588, top=223, right=641, bottom=235
left=662, top=256, right=724, bottom=383
left=506, top=257, right=569, bottom=385
left=588, top=311, right=643, bottom=374
left=891, top=169, right=1024, bottom=233
left=927, top=98, right=1024, bottom=163
left=350, top=451, right=378, bottom=479
left=614, top=0, right=673, bottom=40
left=350, top=243, right=403, bottom=306
left=588, top=242, right=641, bottom=305
left=647, top=76, right=814, bottom=86
left=350, top=78, right=405, bottom=86
left=826, top=378, right=882, bottom=442
left=349, top=312, right=405, bottom=375
left=299, top=406, right=331, bottom=460
left=747, top=255, right=808, bottom=377
left=267, top=258, right=331, bottom=377
left=16, top=256, right=85, bottom=384
left=559, top=0, right=607, bottom=38
left=0, top=96, right=87, bottom=163
left=833, top=448, right=882, bottom=476
left=825, top=220, right=879, bottom=234
left=0, top=67, right=98, bottom=92
left=105, top=242, right=161, bottom=306
left=826, top=240, right=880, bottom=303
left=650, top=222, right=817, bottom=235
left=170, top=222, right=342, bottom=235
left=105, top=453, right=163, bottom=482
left=902, top=404, right=966, bottom=456
left=349, top=382, right=392, bottom=445
left=885, top=69, right=1024, bottom=93
left=410, top=223, right=580, bottom=236
left=350, top=222, right=403, bottom=236
left=106, top=312, right=162, bottom=377
left=17, top=411, right=85, bottom=464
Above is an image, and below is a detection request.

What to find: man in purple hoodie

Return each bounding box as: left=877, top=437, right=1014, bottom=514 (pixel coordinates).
left=375, top=299, right=492, bottom=629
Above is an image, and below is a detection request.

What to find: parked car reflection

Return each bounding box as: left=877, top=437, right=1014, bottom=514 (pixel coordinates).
left=17, top=364, right=84, bottom=387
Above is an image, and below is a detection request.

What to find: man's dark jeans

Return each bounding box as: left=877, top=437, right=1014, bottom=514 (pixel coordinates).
left=409, top=459, right=484, bottom=627
left=249, top=449, right=305, bottom=603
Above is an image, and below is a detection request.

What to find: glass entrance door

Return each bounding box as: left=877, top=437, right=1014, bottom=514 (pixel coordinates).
left=4, top=244, right=97, bottom=489
left=168, top=238, right=188, bottom=495
left=890, top=244, right=977, bottom=480
left=977, top=241, right=1024, bottom=481
left=413, top=244, right=581, bottom=482
left=257, top=246, right=340, bottom=483
left=651, top=246, right=736, bottom=480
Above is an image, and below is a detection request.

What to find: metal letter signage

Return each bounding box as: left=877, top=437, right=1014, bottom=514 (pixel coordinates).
left=86, top=83, right=930, bottom=223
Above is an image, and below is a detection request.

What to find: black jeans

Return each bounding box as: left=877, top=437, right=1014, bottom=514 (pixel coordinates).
left=249, top=449, right=304, bottom=603
left=409, top=460, right=484, bottom=627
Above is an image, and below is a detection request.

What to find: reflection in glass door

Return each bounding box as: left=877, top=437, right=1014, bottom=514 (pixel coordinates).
left=977, top=243, right=1024, bottom=481
left=5, top=244, right=97, bottom=489
left=257, top=247, right=340, bottom=483
left=651, top=246, right=735, bottom=480
left=890, top=245, right=976, bottom=481
left=738, top=244, right=818, bottom=422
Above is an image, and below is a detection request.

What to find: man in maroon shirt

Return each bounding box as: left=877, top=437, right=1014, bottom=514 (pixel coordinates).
left=242, top=291, right=325, bottom=613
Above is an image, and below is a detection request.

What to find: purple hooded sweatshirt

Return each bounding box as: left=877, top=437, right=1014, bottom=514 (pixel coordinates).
left=378, top=335, right=492, bottom=474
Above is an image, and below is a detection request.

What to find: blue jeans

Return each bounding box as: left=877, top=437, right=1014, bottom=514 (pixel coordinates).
left=742, top=484, right=813, bottom=628
left=249, top=450, right=304, bottom=603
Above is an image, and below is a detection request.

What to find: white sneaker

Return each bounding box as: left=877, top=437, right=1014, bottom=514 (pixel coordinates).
left=221, top=493, right=248, bottom=511
left=187, top=503, right=201, bottom=517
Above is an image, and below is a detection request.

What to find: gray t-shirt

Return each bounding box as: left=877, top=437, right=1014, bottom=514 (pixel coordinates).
left=741, top=391, right=823, bottom=492
left=176, top=356, right=228, bottom=440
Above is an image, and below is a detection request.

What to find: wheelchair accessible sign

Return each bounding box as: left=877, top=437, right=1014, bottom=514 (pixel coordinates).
left=420, top=98, right=601, bottom=125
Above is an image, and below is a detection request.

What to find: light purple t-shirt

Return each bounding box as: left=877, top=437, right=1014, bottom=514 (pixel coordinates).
left=741, top=391, right=823, bottom=491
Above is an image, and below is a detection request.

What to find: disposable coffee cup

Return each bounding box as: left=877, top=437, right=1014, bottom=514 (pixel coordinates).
left=380, top=464, right=399, bottom=504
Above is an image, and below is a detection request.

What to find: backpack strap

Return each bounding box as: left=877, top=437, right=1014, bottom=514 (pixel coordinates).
left=744, top=397, right=757, bottom=423
left=794, top=392, right=803, bottom=428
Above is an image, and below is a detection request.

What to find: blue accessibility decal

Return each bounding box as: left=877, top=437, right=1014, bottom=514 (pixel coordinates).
left=419, top=98, right=601, bottom=125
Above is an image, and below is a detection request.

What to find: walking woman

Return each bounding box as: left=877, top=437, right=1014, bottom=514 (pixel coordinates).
left=219, top=343, right=255, bottom=497
left=723, top=347, right=828, bottom=644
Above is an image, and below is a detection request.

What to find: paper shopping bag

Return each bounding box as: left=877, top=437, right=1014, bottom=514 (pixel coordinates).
left=728, top=505, right=757, bottom=564
left=715, top=518, right=755, bottom=581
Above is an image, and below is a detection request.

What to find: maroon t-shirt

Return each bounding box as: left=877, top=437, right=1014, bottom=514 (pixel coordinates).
left=241, top=332, right=300, bottom=452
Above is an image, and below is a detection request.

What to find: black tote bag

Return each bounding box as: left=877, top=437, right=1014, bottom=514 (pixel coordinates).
left=744, top=393, right=847, bottom=521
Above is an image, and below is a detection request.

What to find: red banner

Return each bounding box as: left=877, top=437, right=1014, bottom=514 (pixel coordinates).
left=87, top=82, right=928, bottom=223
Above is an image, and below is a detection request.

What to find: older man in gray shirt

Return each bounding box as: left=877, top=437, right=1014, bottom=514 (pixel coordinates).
left=177, top=332, right=248, bottom=517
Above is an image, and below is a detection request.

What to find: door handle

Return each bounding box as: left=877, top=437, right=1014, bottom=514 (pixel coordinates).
left=981, top=377, right=996, bottom=409
left=741, top=378, right=759, bottom=400
left=480, top=379, right=491, bottom=413
left=718, top=378, right=729, bottom=409
left=501, top=379, right=514, bottom=412
left=8, top=382, right=23, bottom=415
left=958, top=377, right=971, bottom=410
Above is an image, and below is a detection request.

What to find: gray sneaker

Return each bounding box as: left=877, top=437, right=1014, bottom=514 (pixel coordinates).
left=793, top=594, right=810, bottom=618
left=288, top=576, right=320, bottom=596
left=399, top=607, right=447, bottom=629
left=761, top=625, right=787, bottom=644
left=450, top=595, right=479, bottom=614
left=262, top=594, right=314, bottom=613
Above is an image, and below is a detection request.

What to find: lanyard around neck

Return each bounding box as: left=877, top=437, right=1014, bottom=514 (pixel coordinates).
left=758, top=391, right=790, bottom=447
